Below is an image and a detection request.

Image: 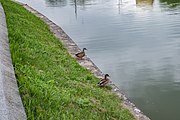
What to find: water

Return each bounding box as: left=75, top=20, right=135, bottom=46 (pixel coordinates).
left=16, top=0, right=180, bottom=119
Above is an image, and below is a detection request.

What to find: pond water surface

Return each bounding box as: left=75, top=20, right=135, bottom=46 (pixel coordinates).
left=16, top=0, right=180, bottom=119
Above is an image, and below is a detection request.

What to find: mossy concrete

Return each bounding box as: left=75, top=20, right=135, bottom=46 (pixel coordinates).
left=0, top=3, right=26, bottom=120
left=16, top=1, right=151, bottom=120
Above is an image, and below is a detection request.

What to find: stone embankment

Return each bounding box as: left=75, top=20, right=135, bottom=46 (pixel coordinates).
left=0, top=3, right=26, bottom=120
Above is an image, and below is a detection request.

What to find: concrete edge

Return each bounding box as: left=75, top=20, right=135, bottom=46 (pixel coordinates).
left=0, top=2, right=27, bottom=120
left=15, top=1, right=151, bottom=120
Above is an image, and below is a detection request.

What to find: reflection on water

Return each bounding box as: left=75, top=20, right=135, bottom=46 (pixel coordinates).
left=46, top=0, right=97, bottom=7
left=45, top=0, right=180, bottom=7
left=16, top=0, right=180, bottom=120
left=160, top=0, right=180, bottom=7
left=45, top=0, right=67, bottom=7
left=136, top=0, right=154, bottom=6
left=74, top=0, right=77, bottom=18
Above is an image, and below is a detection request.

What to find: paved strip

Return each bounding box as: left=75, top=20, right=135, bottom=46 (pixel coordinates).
left=0, top=3, right=27, bottom=120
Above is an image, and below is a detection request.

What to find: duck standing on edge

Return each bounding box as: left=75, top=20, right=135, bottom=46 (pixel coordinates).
left=75, top=48, right=87, bottom=59
left=98, top=74, right=110, bottom=87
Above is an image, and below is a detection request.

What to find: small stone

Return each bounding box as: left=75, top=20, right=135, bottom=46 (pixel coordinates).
left=134, top=108, right=141, bottom=113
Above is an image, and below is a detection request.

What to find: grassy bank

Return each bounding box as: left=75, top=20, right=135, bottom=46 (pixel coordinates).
left=1, top=0, right=134, bottom=119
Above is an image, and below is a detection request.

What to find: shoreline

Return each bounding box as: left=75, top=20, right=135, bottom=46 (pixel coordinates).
left=15, top=1, right=151, bottom=120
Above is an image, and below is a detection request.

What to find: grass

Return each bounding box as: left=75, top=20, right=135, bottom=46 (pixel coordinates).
left=1, top=0, right=135, bottom=120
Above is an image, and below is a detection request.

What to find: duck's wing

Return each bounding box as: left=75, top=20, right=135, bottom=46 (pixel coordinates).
left=98, top=79, right=107, bottom=86
left=75, top=51, right=85, bottom=58
left=98, top=79, right=110, bottom=87
left=75, top=52, right=82, bottom=57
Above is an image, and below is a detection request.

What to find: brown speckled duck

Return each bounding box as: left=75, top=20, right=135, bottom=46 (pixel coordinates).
left=98, top=74, right=110, bottom=87
left=75, top=48, right=87, bottom=59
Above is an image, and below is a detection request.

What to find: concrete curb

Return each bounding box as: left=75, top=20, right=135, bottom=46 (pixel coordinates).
left=16, top=1, right=151, bottom=120
left=0, top=3, right=27, bottom=120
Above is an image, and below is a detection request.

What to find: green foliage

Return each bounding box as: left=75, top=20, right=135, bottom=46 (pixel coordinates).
left=160, top=0, right=180, bottom=7
left=0, top=0, right=134, bottom=120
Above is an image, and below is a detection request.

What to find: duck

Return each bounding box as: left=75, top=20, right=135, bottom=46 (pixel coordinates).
left=98, top=74, right=110, bottom=87
left=75, top=48, right=87, bottom=59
